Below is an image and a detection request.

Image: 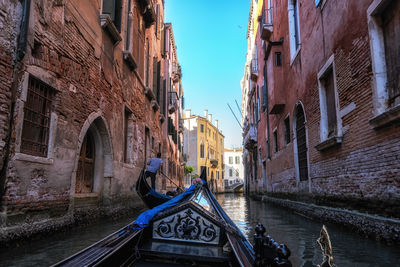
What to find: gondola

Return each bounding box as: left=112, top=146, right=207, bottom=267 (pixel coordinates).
left=135, top=168, right=172, bottom=209
left=54, top=170, right=292, bottom=266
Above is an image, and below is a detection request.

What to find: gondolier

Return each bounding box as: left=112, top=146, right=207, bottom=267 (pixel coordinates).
left=145, top=152, right=163, bottom=189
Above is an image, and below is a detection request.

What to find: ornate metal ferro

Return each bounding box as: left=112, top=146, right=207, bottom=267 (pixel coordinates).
left=317, top=225, right=335, bottom=267
left=253, top=223, right=292, bottom=267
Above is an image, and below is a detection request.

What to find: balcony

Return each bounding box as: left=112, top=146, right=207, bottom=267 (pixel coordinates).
left=260, top=8, right=273, bottom=40
left=168, top=91, right=179, bottom=114
left=139, top=0, right=156, bottom=28
left=243, top=124, right=257, bottom=151
left=172, top=63, right=182, bottom=82
left=250, top=58, right=258, bottom=81
left=210, top=159, right=218, bottom=168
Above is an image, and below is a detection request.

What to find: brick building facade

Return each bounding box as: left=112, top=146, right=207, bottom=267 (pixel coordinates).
left=0, top=0, right=185, bottom=238
left=242, top=0, right=400, bottom=218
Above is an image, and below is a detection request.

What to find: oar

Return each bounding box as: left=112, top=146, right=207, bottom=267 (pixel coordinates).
left=160, top=172, right=184, bottom=191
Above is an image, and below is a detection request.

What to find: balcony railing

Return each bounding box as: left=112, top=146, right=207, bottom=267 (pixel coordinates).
left=251, top=58, right=258, bottom=81
left=261, top=7, right=273, bottom=40
left=168, top=91, right=179, bottom=113
left=172, top=62, right=182, bottom=81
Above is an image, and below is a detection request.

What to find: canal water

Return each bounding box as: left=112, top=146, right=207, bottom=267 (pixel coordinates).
left=1, top=193, right=399, bottom=266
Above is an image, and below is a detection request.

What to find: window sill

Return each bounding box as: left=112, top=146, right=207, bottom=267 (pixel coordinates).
left=123, top=163, right=135, bottom=169
left=99, top=14, right=122, bottom=44
left=144, top=87, right=155, bottom=101
left=159, top=114, right=165, bottom=123
left=123, top=51, right=137, bottom=70
left=290, top=46, right=301, bottom=66
left=369, top=104, right=400, bottom=129
left=14, top=152, right=54, bottom=165
left=315, top=136, right=343, bottom=151
left=152, top=100, right=160, bottom=111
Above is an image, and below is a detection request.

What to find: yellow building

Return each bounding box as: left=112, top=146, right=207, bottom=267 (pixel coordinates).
left=183, top=109, right=225, bottom=192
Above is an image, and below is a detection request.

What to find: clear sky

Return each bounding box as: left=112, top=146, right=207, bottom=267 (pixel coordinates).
left=165, top=0, right=249, bottom=149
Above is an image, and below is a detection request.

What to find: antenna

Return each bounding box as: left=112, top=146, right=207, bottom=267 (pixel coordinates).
left=227, top=103, right=243, bottom=129
left=235, top=99, right=243, bottom=119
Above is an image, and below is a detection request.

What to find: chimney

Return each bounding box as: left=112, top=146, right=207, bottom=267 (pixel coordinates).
left=208, top=114, right=212, bottom=123
left=215, top=119, right=218, bottom=129
left=204, top=109, right=208, bottom=119
left=185, top=109, right=191, bottom=118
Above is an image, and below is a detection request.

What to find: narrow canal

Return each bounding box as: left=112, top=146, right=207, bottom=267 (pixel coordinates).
left=1, top=193, right=399, bottom=266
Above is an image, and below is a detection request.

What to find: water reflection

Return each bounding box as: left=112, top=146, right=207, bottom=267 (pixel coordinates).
left=216, top=193, right=400, bottom=267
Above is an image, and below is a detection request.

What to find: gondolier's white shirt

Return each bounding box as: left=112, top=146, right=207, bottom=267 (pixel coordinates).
left=146, top=158, right=163, bottom=173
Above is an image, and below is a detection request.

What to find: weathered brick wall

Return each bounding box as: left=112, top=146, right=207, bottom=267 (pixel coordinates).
left=251, top=0, right=400, bottom=209
left=0, top=0, right=21, bottom=172
left=2, top=0, right=168, bottom=226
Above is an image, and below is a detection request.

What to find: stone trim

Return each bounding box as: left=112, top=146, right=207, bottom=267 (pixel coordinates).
left=253, top=195, right=400, bottom=244
left=315, top=135, right=343, bottom=151
left=369, top=104, right=400, bottom=129
left=99, top=15, right=122, bottom=44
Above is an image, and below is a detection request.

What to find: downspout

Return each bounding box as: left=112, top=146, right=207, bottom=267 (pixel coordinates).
left=0, top=0, right=31, bottom=205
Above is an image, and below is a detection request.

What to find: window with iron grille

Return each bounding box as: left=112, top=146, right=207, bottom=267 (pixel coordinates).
left=21, top=76, right=56, bottom=157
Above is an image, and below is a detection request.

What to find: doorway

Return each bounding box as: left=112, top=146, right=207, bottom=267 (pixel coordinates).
left=295, top=104, right=308, bottom=182
left=76, top=131, right=95, bottom=193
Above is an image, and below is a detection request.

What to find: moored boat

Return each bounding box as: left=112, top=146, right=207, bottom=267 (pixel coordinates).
left=54, top=172, right=292, bottom=266
left=135, top=168, right=172, bottom=209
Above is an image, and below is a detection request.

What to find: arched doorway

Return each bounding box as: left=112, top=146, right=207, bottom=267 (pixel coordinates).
left=294, top=104, right=309, bottom=183
left=73, top=114, right=113, bottom=196
left=76, top=131, right=95, bottom=193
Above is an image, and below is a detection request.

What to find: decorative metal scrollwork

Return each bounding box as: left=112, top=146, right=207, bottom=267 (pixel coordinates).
left=253, top=223, right=292, bottom=267
left=154, top=208, right=219, bottom=244
left=317, top=225, right=335, bottom=267
left=174, top=209, right=201, bottom=240
left=155, top=217, right=175, bottom=238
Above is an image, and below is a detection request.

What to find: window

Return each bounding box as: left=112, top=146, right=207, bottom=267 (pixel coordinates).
left=368, top=0, right=400, bottom=122
left=102, top=0, right=122, bottom=32
left=288, top=0, right=301, bottom=59
left=229, top=169, right=233, bottom=177
left=200, top=143, right=204, bottom=158
left=235, top=156, right=240, bottom=164
left=123, top=108, right=132, bottom=163
left=318, top=55, right=341, bottom=141
left=229, top=156, right=233, bottom=164
left=200, top=124, right=204, bottom=133
left=284, top=116, right=291, bottom=144
left=125, top=0, right=133, bottom=51
left=21, top=76, right=55, bottom=157
left=275, top=52, right=282, bottom=66
left=235, top=169, right=239, bottom=177
left=273, top=129, right=278, bottom=153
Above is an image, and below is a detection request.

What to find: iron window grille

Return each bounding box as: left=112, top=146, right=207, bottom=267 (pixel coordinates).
left=21, top=76, right=56, bottom=157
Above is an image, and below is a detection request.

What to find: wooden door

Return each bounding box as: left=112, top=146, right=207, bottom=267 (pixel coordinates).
left=296, top=105, right=308, bottom=181
left=76, top=133, right=95, bottom=193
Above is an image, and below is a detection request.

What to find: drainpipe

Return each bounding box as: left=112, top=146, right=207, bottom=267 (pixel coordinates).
left=0, top=0, right=31, bottom=205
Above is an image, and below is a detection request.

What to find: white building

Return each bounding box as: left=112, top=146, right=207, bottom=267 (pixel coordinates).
left=224, top=148, right=244, bottom=187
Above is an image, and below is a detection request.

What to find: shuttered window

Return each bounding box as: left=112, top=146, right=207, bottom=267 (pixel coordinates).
left=382, top=0, right=400, bottom=106
left=102, top=0, right=122, bottom=32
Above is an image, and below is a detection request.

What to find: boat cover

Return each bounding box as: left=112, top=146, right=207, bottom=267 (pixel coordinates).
left=133, top=183, right=199, bottom=229
left=148, top=188, right=172, bottom=200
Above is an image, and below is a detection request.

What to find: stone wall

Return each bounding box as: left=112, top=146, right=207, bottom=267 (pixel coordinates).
left=0, top=0, right=21, bottom=175
left=0, top=0, right=170, bottom=232
left=246, top=0, right=400, bottom=210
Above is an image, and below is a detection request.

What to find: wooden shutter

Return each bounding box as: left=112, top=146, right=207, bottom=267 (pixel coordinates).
left=102, top=0, right=115, bottom=20
left=152, top=57, right=157, bottom=93
left=382, top=0, right=400, bottom=105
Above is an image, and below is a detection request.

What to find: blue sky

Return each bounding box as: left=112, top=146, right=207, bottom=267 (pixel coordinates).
left=165, top=0, right=250, bottom=148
